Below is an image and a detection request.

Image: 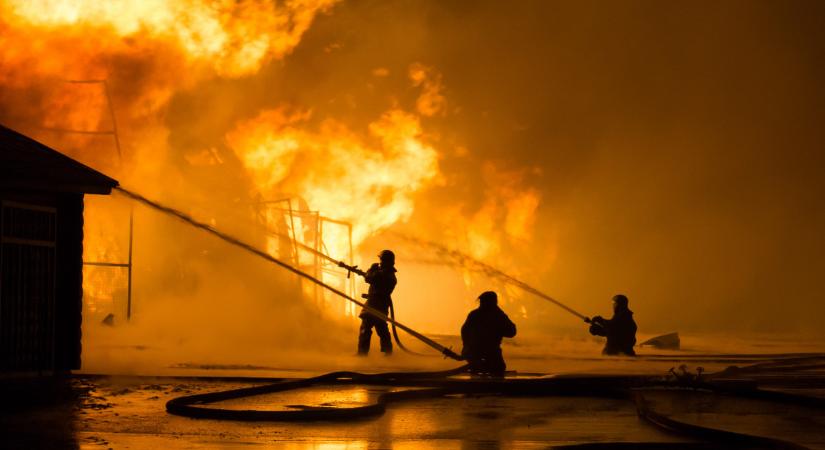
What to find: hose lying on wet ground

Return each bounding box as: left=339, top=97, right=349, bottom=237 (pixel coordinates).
left=166, top=365, right=469, bottom=421
left=167, top=355, right=825, bottom=449
left=631, top=390, right=811, bottom=450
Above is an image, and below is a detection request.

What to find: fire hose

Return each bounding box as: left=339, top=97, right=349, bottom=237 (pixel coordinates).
left=336, top=261, right=437, bottom=357
left=121, top=185, right=593, bottom=347
left=165, top=357, right=824, bottom=449
left=115, top=187, right=461, bottom=361
left=115, top=188, right=822, bottom=448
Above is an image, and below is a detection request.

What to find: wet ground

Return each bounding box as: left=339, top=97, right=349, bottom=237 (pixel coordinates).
left=3, top=349, right=825, bottom=450
left=0, top=376, right=700, bottom=449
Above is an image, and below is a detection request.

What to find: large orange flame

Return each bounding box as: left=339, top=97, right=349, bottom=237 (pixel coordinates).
left=4, top=0, right=338, bottom=77
left=227, top=105, right=440, bottom=252
left=0, top=1, right=546, bottom=326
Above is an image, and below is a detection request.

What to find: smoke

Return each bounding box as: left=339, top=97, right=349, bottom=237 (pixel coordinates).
left=293, top=0, right=825, bottom=338
left=2, top=0, right=825, bottom=375
left=0, top=0, right=364, bottom=373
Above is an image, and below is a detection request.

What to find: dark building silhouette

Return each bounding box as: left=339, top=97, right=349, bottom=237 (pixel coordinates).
left=1, top=124, right=118, bottom=374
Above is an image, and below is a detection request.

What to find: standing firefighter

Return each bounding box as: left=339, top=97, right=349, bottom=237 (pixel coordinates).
left=587, top=294, right=637, bottom=356
left=461, top=291, right=517, bottom=376
left=341, top=250, right=398, bottom=355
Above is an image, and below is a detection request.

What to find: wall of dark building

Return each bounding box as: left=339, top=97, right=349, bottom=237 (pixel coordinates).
left=0, top=190, right=84, bottom=373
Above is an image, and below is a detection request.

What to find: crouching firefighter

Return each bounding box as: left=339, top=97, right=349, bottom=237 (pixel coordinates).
left=586, top=294, right=637, bottom=356
left=339, top=250, right=398, bottom=355
left=461, top=291, right=517, bottom=377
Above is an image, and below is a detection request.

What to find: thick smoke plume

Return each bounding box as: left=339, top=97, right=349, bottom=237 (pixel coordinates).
left=3, top=1, right=825, bottom=374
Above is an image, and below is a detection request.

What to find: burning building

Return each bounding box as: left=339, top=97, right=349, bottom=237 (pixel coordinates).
left=0, top=123, right=117, bottom=374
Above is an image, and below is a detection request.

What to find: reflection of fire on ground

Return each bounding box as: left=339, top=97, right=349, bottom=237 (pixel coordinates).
left=36, top=344, right=825, bottom=449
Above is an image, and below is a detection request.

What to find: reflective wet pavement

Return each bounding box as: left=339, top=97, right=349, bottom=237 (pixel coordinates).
left=3, top=369, right=825, bottom=450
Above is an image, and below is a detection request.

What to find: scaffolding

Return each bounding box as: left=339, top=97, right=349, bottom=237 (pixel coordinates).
left=41, top=79, right=135, bottom=321
left=252, top=199, right=357, bottom=317
left=41, top=80, right=356, bottom=321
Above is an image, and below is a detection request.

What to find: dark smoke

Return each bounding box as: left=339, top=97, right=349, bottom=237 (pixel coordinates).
left=302, top=0, right=825, bottom=335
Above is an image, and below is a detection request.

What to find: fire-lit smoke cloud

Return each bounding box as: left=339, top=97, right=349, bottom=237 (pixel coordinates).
left=409, top=62, right=446, bottom=117
left=5, top=0, right=822, bottom=374
left=460, top=163, right=541, bottom=261
left=0, top=0, right=548, bottom=371
left=0, top=0, right=339, bottom=178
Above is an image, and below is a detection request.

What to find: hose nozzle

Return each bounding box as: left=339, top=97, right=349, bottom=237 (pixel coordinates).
left=442, top=347, right=462, bottom=361
left=337, top=261, right=364, bottom=278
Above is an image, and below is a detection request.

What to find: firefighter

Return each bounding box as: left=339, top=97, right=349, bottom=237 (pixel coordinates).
left=587, top=294, right=637, bottom=356
left=461, top=291, right=517, bottom=376
left=355, top=250, right=397, bottom=355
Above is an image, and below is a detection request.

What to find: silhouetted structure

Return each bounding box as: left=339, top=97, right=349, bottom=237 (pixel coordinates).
left=357, top=249, right=397, bottom=355
left=588, top=294, right=637, bottom=356
left=0, top=124, right=118, bottom=374
left=461, top=291, right=517, bottom=376
left=640, top=332, right=680, bottom=350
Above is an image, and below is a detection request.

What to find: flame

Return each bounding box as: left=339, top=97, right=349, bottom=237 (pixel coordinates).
left=81, top=196, right=131, bottom=316
left=0, top=0, right=547, bottom=327
left=3, top=0, right=338, bottom=77
left=227, top=105, right=441, bottom=253
left=453, top=163, right=543, bottom=261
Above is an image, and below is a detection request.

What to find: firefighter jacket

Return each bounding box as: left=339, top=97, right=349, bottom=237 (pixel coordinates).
left=359, top=263, right=397, bottom=318
left=460, top=303, right=517, bottom=361
left=589, top=307, right=637, bottom=356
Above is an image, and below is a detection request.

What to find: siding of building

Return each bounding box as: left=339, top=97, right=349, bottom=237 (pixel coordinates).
left=1, top=124, right=117, bottom=374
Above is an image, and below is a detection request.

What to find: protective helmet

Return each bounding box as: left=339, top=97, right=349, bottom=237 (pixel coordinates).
left=378, top=249, right=395, bottom=265
left=612, top=294, right=629, bottom=308
left=478, top=291, right=498, bottom=306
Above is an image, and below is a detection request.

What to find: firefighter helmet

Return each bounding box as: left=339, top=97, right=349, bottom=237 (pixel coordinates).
left=478, top=291, right=498, bottom=305
left=378, top=249, right=395, bottom=265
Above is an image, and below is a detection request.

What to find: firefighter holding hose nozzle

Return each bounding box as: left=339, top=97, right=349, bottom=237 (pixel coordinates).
left=586, top=294, right=637, bottom=356
left=340, top=250, right=398, bottom=356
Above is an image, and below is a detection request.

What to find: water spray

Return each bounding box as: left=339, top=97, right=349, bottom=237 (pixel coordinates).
left=194, top=196, right=589, bottom=326
left=119, top=193, right=824, bottom=449
left=114, top=187, right=462, bottom=361
left=389, top=232, right=590, bottom=322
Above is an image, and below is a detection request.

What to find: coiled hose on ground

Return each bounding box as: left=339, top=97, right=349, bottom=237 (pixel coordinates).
left=167, top=355, right=825, bottom=450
